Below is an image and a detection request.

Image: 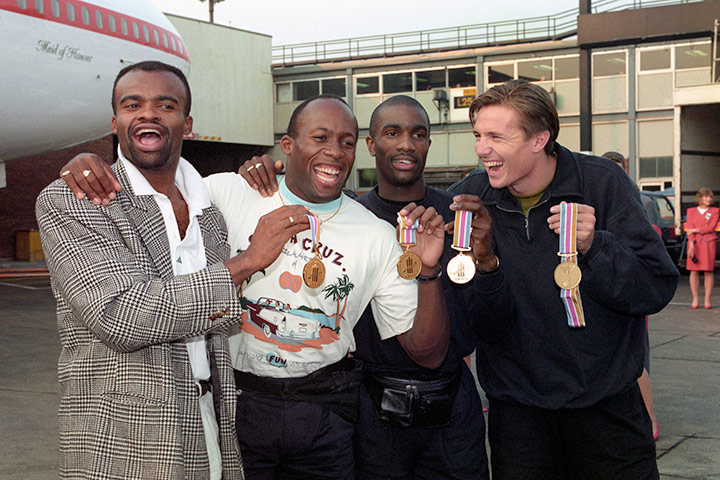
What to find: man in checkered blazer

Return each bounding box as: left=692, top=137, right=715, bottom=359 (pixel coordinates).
left=36, top=61, right=310, bottom=479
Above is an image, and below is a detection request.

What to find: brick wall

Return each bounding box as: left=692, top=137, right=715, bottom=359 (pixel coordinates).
left=0, top=136, right=113, bottom=260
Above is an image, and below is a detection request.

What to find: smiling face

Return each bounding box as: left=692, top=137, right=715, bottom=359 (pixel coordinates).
left=473, top=104, right=552, bottom=195
left=367, top=104, right=430, bottom=190
left=701, top=194, right=714, bottom=207
left=281, top=98, right=357, bottom=203
left=111, top=70, right=192, bottom=173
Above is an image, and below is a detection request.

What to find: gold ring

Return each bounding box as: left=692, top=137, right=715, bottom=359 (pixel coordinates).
left=289, top=216, right=294, bottom=224
left=246, top=165, right=255, bottom=171
left=255, top=162, right=263, bottom=169
left=60, top=170, right=71, bottom=177
left=82, top=169, right=92, bottom=177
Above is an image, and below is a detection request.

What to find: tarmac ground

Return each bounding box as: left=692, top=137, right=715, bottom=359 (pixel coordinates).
left=1, top=263, right=719, bottom=479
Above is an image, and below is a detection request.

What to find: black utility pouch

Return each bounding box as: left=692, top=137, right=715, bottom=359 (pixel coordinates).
left=417, top=392, right=453, bottom=427
left=378, top=385, right=417, bottom=427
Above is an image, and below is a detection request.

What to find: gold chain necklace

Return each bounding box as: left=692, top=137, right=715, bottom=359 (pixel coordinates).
left=278, top=191, right=344, bottom=223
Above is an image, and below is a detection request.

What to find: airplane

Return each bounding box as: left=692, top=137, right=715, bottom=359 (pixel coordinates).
left=0, top=0, right=191, bottom=162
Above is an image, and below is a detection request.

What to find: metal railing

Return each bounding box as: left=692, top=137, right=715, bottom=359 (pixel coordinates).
left=272, top=0, right=701, bottom=66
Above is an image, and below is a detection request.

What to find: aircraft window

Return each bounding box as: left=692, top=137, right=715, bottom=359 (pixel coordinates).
left=153, top=29, right=160, bottom=46
left=121, top=18, right=128, bottom=36
left=171, top=36, right=177, bottom=52
left=178, top=41, right=184, bottom=54
left=33, top=0, right=43, bottom=14
left=81, top=6, right=89, bottom=25
left=132, top=22, right=139, bottom=39
left=95, top=10, right=103, bottom=29
left=108, top=14, right=116, bottom=33
left=143, top=25, right=150, bottom=43
left=65, top=2, right=74, bottom=22
left=51, top=0, right=59, bottom=17
left=162, top=32, right=168, bottom=49
left=17, top=0, right=27, bottom=10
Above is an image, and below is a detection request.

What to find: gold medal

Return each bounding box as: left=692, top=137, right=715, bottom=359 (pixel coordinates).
left=554, top=261, right=581, bottom=290
left=397, top=248, right=422, bottom=280
left=447, top=252, right=476, bottom=284
left=303, top=252, right=326, bottom=288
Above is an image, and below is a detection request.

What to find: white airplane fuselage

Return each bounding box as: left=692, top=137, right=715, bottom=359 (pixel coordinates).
left=0, top=0, right=191, bottom=160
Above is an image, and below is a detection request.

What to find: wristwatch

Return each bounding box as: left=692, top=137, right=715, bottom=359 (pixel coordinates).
left=475, top=255, right=500, bottom=274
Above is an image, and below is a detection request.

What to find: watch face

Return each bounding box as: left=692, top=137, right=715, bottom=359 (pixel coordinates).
left=447, top=253, right=475, bottom=284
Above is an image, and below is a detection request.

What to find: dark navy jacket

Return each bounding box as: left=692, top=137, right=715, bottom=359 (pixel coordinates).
left=448, top=143, right=679, bottom=409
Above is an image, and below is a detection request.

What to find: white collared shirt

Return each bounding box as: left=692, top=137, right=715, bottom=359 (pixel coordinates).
left=119, top=150, right=211, bottom=382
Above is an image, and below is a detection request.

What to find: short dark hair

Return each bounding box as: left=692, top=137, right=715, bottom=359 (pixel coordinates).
left=112, top=61, right=191, bottom=116
left=286, top=94, right=357, bottom=138
left=601, top=151, right=626, bottom=166
left=369, top=95, right=430, bottom=138
left=469, top=80, right=559, bottom=156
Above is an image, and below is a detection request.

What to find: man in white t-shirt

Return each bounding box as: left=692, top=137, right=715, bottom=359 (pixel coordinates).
left=206, top=95, right=450, bottom=479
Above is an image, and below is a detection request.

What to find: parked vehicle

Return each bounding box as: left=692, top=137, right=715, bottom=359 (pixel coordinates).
left=247, top=297, right=322, bottom=341
left=640, top=190, right=684, bottom=266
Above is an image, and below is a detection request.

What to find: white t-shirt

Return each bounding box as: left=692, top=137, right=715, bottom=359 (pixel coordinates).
left=205, top=174, right=417, bottom=378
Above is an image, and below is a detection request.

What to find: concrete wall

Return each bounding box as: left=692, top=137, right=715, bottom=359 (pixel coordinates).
left=168, top=15, right=274, bottom=147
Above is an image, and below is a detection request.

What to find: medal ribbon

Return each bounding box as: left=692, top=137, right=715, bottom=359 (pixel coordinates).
left=559, top=202, right=585, bottom=328
left=306, top=213, right=320, bottom=253
left=397, top=214, right=419, bottom=246
left=452, top=210, right=473, bottom=251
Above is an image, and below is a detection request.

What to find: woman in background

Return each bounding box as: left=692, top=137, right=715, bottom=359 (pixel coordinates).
left=686, top=187, right=719, bottom=309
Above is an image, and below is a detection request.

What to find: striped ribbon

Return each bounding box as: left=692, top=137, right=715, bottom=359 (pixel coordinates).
left=397, top=214, right=419, bottom=245
left=559, top=202, right=585, bottom=328
left=452, top=210, right=473, bottom=250
left=306, top=213, right=320, bottom=252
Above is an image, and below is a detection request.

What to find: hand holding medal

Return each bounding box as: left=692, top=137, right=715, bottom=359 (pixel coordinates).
left=396, top=203, right=446, bottom=281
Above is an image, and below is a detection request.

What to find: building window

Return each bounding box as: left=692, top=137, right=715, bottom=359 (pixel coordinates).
left=416, top=70, right=445, bottom=91
left=358, top=169, right=377, bottom=188
left=449, top=66, right=476, bottom=87
left=357, top=76, right=379, bottom=95
left=95, top=10, right=103, bottom=28
left=518, top=59, right=553, bottom=82
left=384, top=72, right=412, bottom=94
left=676, top=44, right=710, bottom=70
left=593, top=51, right=626, bottom=77
left=640, top=48, right=670, bottom=71
left=81, top=6, right=89, bottom=25
left=293, top=80, right=319, bottom=101
left=639, top=156, right=673, bottom=178
left=322, top=78, right=346, bottom=97
left=487, top=63, right=514, bottom=84
left=554, top=56, right=578, bottom=80
left=276, top=83, right=291, bottom=103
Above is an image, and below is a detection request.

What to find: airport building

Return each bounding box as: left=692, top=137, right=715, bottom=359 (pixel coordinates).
left=2, top=0, right=719, bottom=259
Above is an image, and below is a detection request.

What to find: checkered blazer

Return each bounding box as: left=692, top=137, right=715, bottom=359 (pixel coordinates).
left=36, top=161, right=244, bottom=479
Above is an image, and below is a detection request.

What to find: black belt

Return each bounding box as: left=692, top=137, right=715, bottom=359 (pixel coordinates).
left=364, top=367, right=462, bottom=428
left=234, top=357, right=364, bottom=423
left=197, top=379, right=212, bottom=397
